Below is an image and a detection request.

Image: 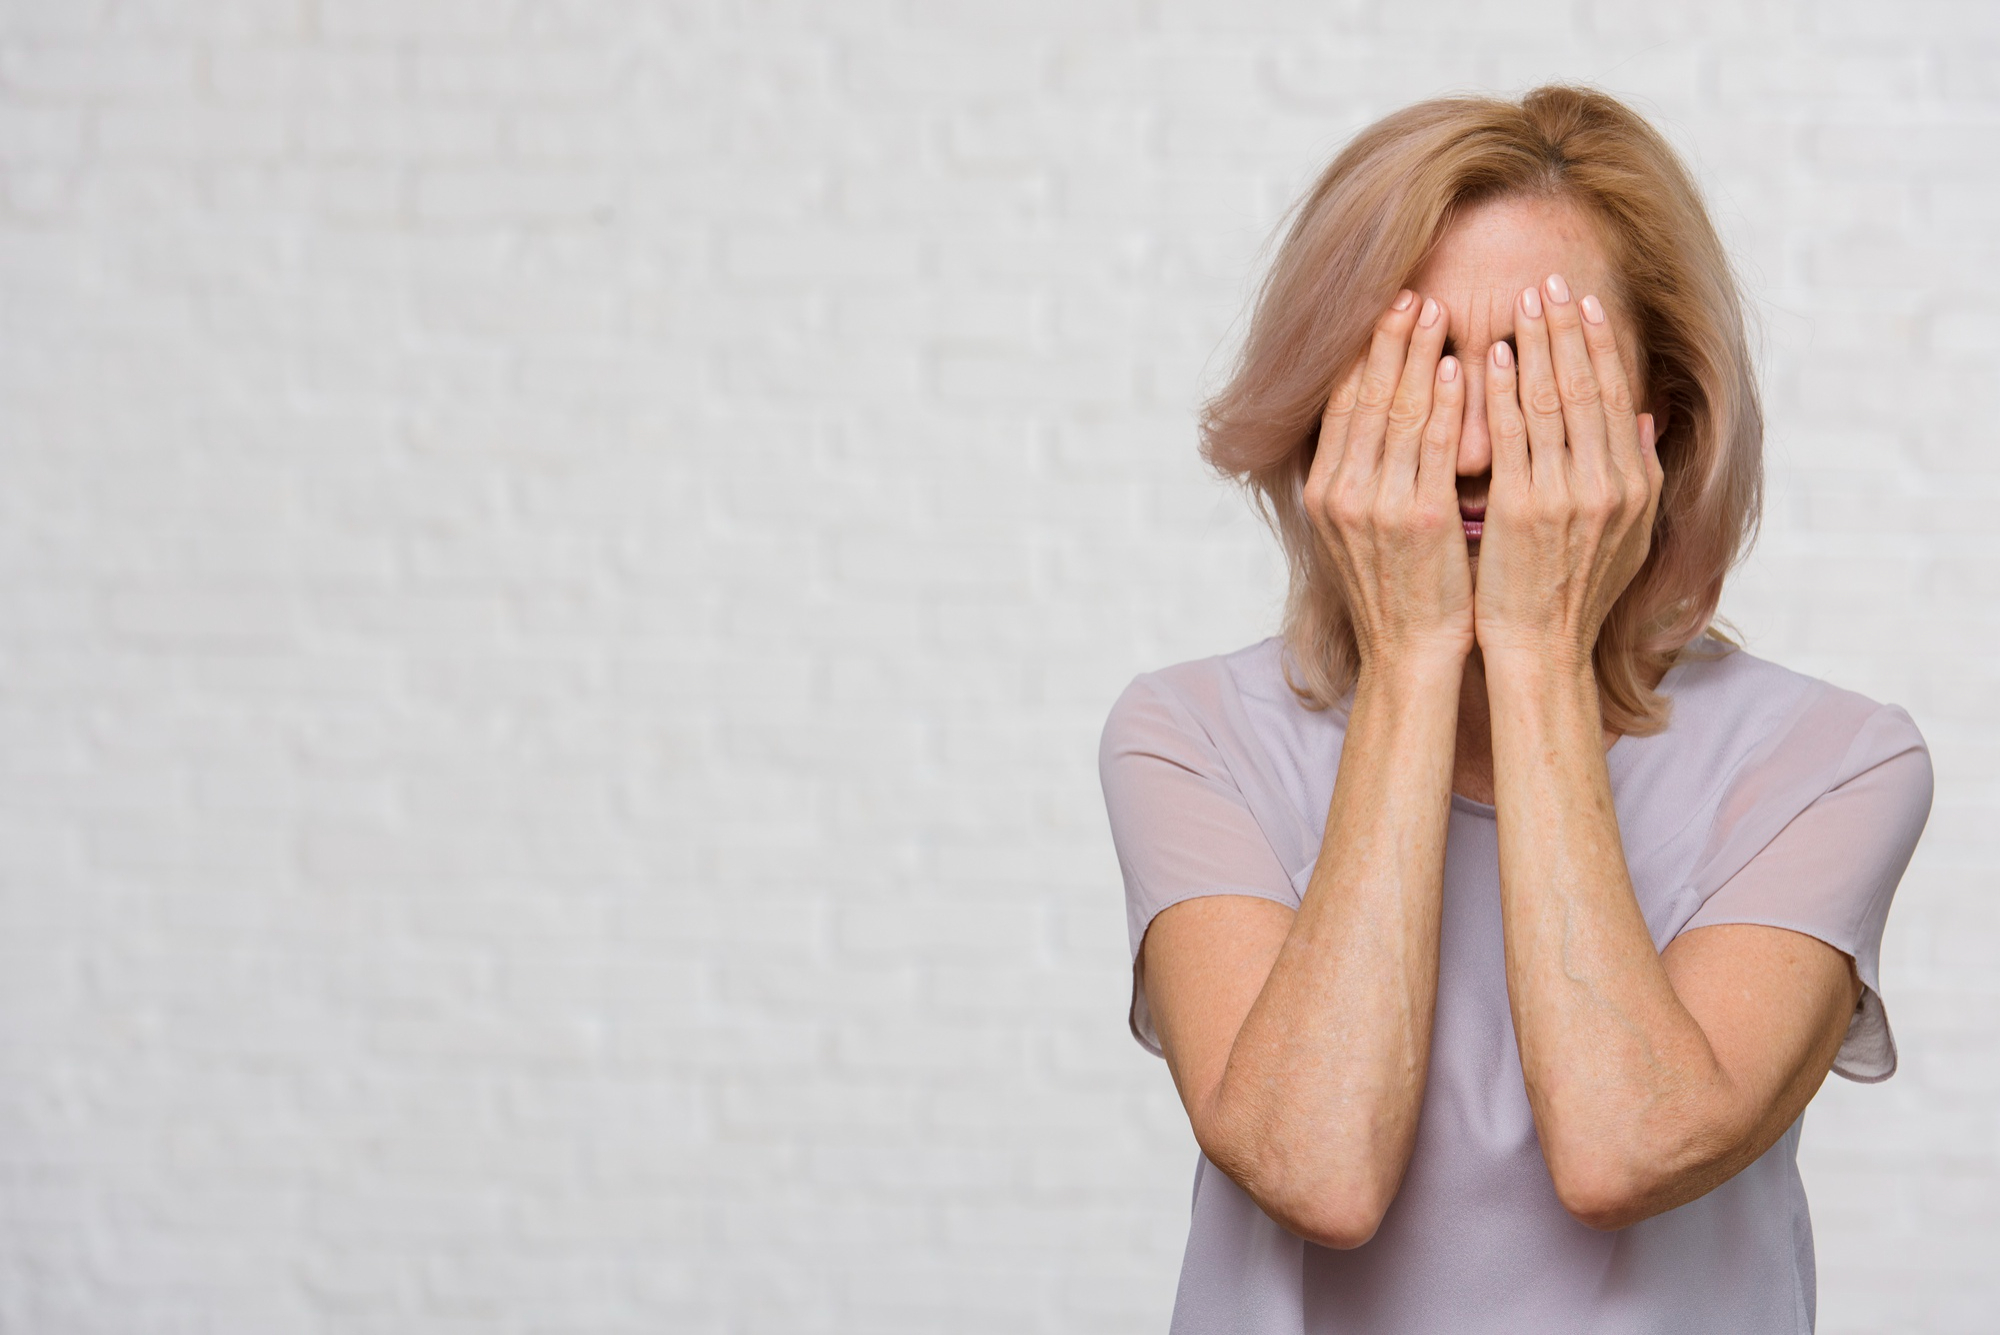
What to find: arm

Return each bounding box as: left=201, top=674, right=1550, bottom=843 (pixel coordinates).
left=1478, top=272, right=1863, bottom=1229
left=1141, top=290, right=1472, bottom=1248
left=1484, top=658, right=1860, bottom=1229
left=1145, top=658, right=1461, bottom=1248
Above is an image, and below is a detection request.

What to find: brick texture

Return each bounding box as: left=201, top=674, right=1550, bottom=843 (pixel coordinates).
left=0, top=3, right=1993, bottom=1332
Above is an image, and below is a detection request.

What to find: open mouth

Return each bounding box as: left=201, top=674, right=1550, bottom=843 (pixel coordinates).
left=1459, top=501, right=1486, bottom=543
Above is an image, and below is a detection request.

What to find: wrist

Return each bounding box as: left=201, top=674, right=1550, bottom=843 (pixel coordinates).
left=1354, top=645, right=1467, bottom=702
left=1478, top=640, right=1596, bottom=693
left=1356, top=627, right=1472, bottom=681
left=1482, top=651, right=1602, bottom=730
left=1348, top=653, right=1463, bottom=782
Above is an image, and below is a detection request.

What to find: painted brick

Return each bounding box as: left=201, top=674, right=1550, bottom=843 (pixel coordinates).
left=0, top=5, right=1993, bottom=1334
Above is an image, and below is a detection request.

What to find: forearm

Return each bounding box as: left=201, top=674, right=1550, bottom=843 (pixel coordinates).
left=1202, top=656, right=1459, bottom=1244
left=1485, top=655, right=1740, bottom=1223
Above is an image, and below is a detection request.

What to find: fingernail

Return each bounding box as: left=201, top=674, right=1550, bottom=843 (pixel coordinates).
left=1439, top=355, right=1458, bottom=382
left=1492, top=340, right=1512, bottom=369
left=1393, top=289, right=1415, bottom=311
left=1521, top=285, right=1542, bottom=318
left=1545, top=273, right=1570, bottom=304
left=1580, top=294, right=1605, bottom=324
left=1419, top=296, right=1440, bottom=327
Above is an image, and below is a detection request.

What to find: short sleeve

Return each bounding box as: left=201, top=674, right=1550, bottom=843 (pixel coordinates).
left=1679, top=704, right=1933, bottom=1082
left=1099, top=673, right=1298, bottom=1056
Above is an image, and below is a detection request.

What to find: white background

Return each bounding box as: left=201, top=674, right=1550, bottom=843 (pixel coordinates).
left=0, top=2, right=1993, bottom=1331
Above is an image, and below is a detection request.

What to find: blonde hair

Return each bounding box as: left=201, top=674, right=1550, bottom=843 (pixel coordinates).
left=1200, top=85, right=1761, bottom=736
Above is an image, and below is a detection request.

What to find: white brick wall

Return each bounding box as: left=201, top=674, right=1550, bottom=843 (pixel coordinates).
left=0, top=3, right=1992, bottom=1331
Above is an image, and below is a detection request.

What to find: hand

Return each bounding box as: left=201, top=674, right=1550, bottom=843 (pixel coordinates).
left=1473, top=274, right=1663, bottom=674
left=1305, top=290, right=1473, bottom=676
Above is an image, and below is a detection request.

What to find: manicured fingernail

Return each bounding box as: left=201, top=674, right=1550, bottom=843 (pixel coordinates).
left=1580, top=294, right=1605, bottom=324
left=1545, top=273, right=1570, bottom=304
left=1521, top=285, right=1542, bottom=318
left=1419, top=296, right=1440, bottom=327
left=1393, top=289, right=1415, bottom=311
left=1492, top=340, right=1512, bottom=369
left=1439, top=355, right=1458, bottom=382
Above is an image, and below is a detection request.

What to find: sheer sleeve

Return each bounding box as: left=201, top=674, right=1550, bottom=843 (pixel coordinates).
left=1099, top=671, right=1298, bottom=1056
left=1678, top=702, right=1933, bottom=1082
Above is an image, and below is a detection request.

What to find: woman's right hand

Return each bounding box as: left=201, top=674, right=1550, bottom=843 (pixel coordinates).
left=1304, top=289, right=1473, bottom=675
left=1145, top=289, right=1471, bottom=1244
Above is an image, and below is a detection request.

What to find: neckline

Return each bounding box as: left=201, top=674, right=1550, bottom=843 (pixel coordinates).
left=1447, top=652, right=1694, bottom=820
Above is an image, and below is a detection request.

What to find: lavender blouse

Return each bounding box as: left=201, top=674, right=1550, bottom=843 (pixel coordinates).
left=1098, top=636, right=1932, bottom=1334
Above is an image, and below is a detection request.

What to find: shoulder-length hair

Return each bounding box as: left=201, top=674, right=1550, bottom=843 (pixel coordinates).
left=1201, top=85, right=1761, bottom=736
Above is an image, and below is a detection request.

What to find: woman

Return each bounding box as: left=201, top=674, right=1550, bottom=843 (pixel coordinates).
left=1098, top=86, right=1933, bottom=1333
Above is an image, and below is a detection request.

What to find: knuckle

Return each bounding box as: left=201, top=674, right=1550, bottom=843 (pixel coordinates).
left=1528, top=384, right=1565, bottom=418
left=1601, top=379, right=1634, bottom=415
left=1386, top=396, right=1427, bottom=431
left=1327, top=486, right=1368, bottom=528
left=1410, top=504, right=1452, bottom=538
left=1563, top=371, right=1600, bottom=407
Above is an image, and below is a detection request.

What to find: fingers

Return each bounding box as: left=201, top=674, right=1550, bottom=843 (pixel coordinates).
left=1420, top=353, right=1464, bottom=492
left=1512, top=280, right=1566, bottom=469
left=1310, top=359, right=1365, bottom=492
left=1638, top=410, right=1664, bottom=509
left=1577, top=291, right=1641, bottom=472
left=1384, top=294, right=1448, bottom=477
left=1541, top=273, right=1609, bottom=484
left=1346, top=289, right=1424, bottom=482
left=1486, top=337, right=1530, bottom=484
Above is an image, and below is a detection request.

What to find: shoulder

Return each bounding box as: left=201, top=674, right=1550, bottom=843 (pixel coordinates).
left=1659, top=642, right=1933, bottom=887
left=1099, top=637, right=1289, bottom=751
left=1664, top=637, right=1818, bottom=733
left=1669, top=639, right=1929, bottom=789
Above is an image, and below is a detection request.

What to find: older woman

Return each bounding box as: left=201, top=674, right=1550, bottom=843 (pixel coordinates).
left=1098, top=86, right=1933, bottom=1333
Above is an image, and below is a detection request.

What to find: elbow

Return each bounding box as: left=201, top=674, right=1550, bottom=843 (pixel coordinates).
left=1541, top=1110, right=1742, bottom=1232
left=1276, top=1196, right=1390, bottom=1251
left=1538, top=1116, right=1657, bottom=1232
left=1189, top=1098, right=1406, bottom=1250
left=1549, top=1161, right=1652, bottom=1232
left=1202, top=1138, right=1397, bottom=1249
left=1545, top=1130, right=1705, bottom=1232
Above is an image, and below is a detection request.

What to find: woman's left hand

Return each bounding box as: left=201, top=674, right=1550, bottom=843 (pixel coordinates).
left=1473, top=273, right=1663, bottom=673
